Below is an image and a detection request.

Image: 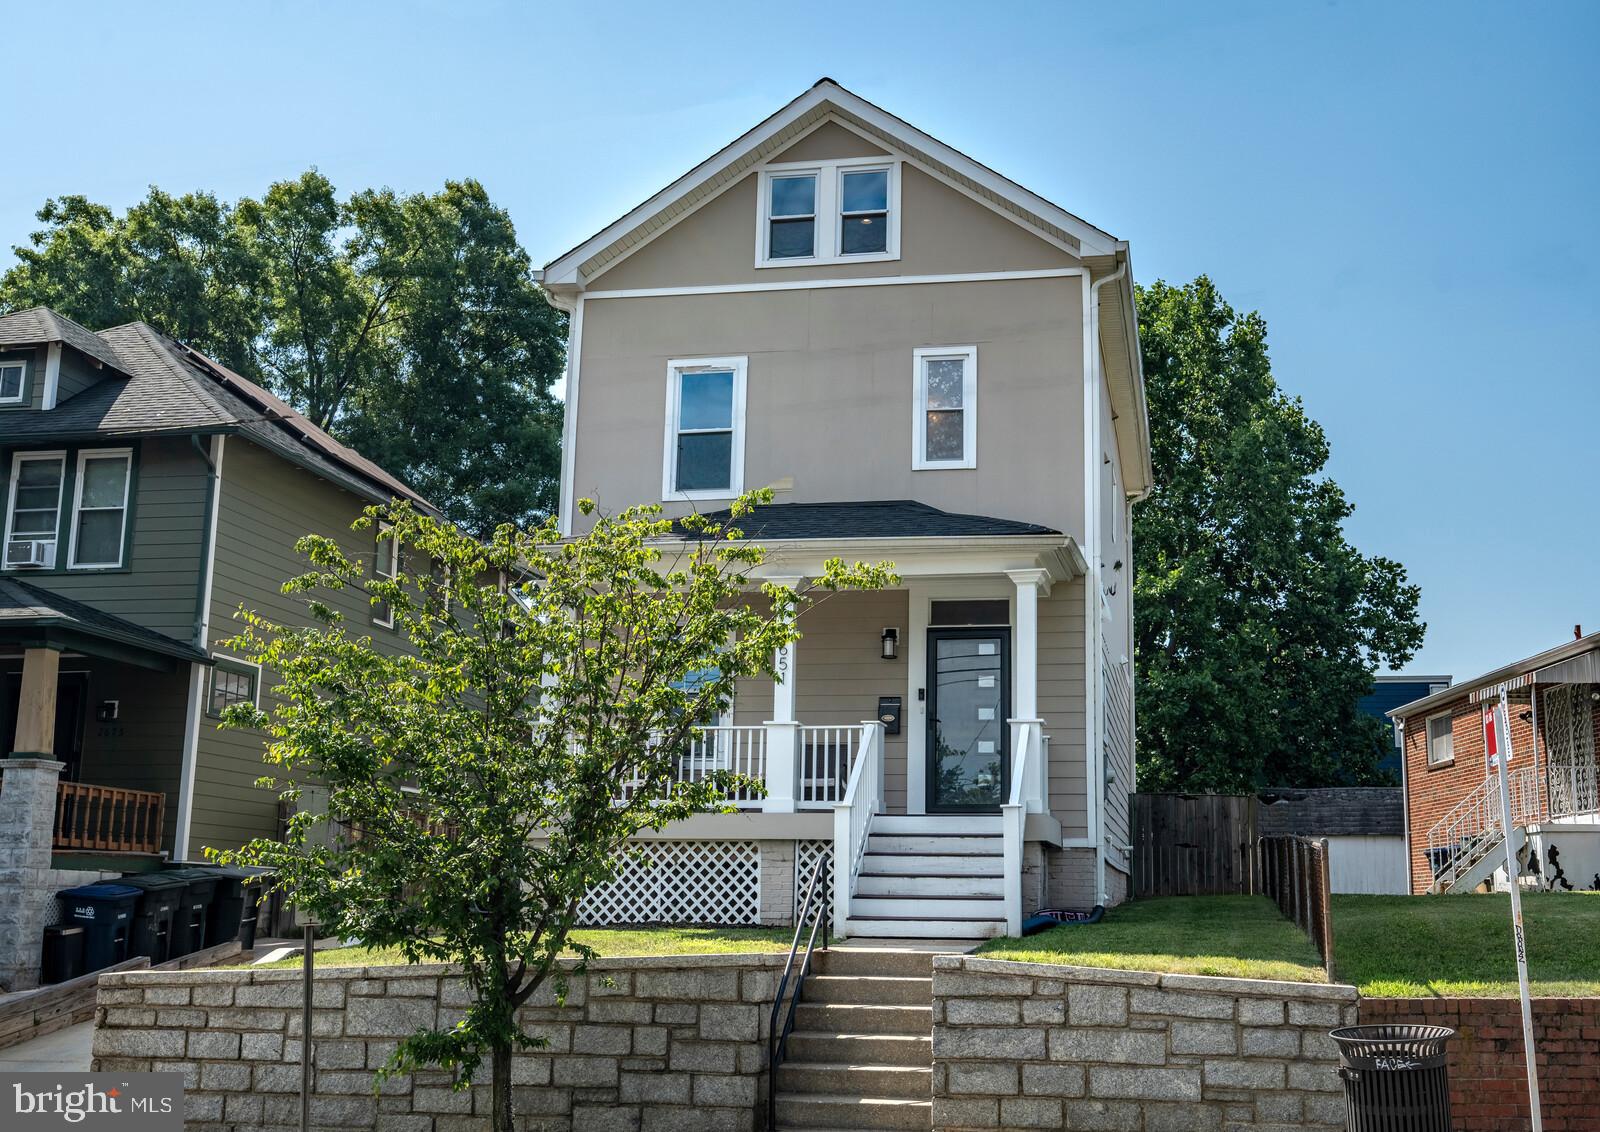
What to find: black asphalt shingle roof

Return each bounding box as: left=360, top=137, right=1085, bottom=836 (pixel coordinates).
left=0, top=307, right=124, bottom=371
left=1257, top=787, right=1404, bottom=837
left=0, top=578, right=208, bottom=663
left=682, top=500, right=1060, bottom=540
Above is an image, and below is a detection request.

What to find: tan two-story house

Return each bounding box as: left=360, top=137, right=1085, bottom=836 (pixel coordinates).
left=540, top=80, right=1151, bottom=939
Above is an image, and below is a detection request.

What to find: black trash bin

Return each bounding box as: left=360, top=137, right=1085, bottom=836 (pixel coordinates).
left=163, top=868, right=220, bottom=957
left=119, top=872, right=188, bottom=964
left=1330, top=1025, right=1455, bottom=1132
left=191, top=865, right=267, bottom=949
left=41, top=924, right=85, bottom=984
left=56, top=884, right=139, bottom=972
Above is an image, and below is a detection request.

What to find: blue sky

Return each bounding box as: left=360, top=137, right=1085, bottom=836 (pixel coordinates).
left=3, top=1, right=1595, bottom=679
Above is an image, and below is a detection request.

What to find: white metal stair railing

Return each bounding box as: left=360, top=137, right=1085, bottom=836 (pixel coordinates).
left=830, top=720, right=885, bottom=935
left=1425, top=765, right=1539, bottom=893
left=1548, top=761, right=1599, bottom=820
left=616, top=725, right=768, bottom=808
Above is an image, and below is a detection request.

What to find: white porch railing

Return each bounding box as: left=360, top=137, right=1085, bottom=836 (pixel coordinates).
left=1425, top=766, right=1539, bottom=891
left=618, top=725, right=769, bottom=808
left=799, top=725, right=858, bottom=809
left=1548, top=762, right=1599, bottom=820
left=832, top=721, right=885, bottom=932
left=1001, top=719, right=1044, bottom=936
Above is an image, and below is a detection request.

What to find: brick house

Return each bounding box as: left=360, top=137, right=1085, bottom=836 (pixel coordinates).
left=1391, top=630, right=1600, bottom=894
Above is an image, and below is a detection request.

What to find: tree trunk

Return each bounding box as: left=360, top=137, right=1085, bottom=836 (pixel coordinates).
left=491, top=1041, right=513, bottom=1132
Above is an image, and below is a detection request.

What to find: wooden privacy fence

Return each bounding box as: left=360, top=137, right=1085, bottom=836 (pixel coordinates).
left=1131, top=793, right=1260, bottom=897
left=1260, top=834, right=1336, bottom=979
left=53, top=781, right=165, bottom=854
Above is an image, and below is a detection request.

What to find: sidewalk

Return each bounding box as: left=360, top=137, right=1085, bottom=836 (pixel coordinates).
left=0, top=1020, right=93, bottom=1072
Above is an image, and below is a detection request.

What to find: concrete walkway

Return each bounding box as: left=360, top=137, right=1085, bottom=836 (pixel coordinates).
left=0, top=1020, right=94, bottom=1072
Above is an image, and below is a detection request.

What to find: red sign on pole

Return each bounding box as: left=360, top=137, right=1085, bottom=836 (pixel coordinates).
left=1483, top=705, right=1499, bottom=768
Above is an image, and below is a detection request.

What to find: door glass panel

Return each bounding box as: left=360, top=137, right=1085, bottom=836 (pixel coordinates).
left=930, top=634, right=1006, bottom=810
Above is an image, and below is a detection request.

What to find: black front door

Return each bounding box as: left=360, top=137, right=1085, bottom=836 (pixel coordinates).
left=926, top=628, right=1010, bottom=812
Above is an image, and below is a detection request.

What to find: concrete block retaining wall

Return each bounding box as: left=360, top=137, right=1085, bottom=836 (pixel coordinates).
left=1361, top=997, right=1600, bottom=1132
left=94, top=954, right=789, bottom=1132
left=931, top=956, right=1359, bottom=1131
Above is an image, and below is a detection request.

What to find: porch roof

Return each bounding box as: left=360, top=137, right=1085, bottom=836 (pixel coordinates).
left=685, top=500, right=1060, bottom=540
left=0, top=579, right=208, bottom=669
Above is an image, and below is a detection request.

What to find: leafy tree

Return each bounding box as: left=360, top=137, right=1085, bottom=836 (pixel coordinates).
left=1133, top=277, right=1423, bottom=791
left=210, top=492, right=893, bottom=1132
left=0, top=173, right=564, bottom=534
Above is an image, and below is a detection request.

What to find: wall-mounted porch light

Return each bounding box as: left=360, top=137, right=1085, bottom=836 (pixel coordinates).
left=880, top=627, right=900, bottom=660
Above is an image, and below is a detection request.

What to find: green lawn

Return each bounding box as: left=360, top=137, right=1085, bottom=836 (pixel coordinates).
left=977, top=895, right=1329, bottom=983
left=976, top=892, right=1600, bottom=998
left=1333, top=892, right=1600, bottom=998
left=258, top=926, right=796, bottom=969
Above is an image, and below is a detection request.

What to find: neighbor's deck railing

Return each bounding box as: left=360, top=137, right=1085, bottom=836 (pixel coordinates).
left=1425, top=765, right=1538, bottom=891
left=54, top=782, right=166, bottom=854
left=1547, top=761, right=1599, bottom=820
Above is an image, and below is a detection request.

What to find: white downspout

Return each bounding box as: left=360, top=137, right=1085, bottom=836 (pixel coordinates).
left=1087, top=262, right=1128, bottom=906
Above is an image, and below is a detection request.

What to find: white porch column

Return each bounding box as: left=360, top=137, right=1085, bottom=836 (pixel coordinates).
left=1007, top=570, right=1051, bottom=813
left=763, top=578, right=803, bottom=813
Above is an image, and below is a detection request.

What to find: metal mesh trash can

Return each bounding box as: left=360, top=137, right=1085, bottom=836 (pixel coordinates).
left=1330, top=1025, right=1455, bottom=1132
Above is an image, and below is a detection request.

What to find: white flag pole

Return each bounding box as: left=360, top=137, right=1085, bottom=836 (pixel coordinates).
left=1493, top=685, right=1542, bottom=1131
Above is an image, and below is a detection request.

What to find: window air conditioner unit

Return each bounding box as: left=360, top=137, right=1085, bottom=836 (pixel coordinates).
left=5, top=539, right=55, bottom=569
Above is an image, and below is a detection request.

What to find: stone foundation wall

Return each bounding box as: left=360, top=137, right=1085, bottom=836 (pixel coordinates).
left=94, top=954, right=789, bottom=1131
left=1361, top=996, right=1600, bottom=1132
left=931, top=956, right=1359, bottom=1130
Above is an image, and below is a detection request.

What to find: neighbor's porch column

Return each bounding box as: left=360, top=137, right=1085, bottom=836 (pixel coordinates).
left=763, top=578, right=803, bottom=812
left=1007, top=570, right=1051, bottom=812
left=13, top=646, right=60, bottom=757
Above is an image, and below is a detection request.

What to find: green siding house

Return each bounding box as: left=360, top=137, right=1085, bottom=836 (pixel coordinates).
left=0, top=305, right=432, bottom=868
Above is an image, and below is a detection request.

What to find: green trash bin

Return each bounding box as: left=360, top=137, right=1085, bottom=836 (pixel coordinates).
left=163, top=868, right=220, bottom=956
left=119, top=872, right=188, bottom=964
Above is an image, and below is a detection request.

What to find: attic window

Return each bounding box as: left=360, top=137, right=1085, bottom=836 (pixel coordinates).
left=0, top=361, right=25, bottom=405
left=758, top=158, right=899, bottom=267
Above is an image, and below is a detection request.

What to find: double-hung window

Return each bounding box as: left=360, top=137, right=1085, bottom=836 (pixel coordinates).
left=912, top=346, right=978, bottom=470
left=758, top=159, right=899, bottom=266
left=68, top=449, right=132, bottom=569
left=4, top=452, right=67, bottom=563
left=1426, top=712, right=1454, bottom=766
left=373, top=521, right=400, bottom=628
left=0, top=360, right=27, bottom=405
left=664, top=356, right=746, bottom=500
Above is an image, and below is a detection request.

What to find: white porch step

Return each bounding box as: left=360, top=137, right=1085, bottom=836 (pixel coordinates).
left=851, top=896, right=1005, bottom=919
left=842, top=916, right=1006, bottom=940
left=855, top=873, right=1003, bottom=897
left=860, top=852, right=1001, bottom=876
left=867, top=834, right=1002, bottom=855
left=871, top=814, right=1003, bottom=835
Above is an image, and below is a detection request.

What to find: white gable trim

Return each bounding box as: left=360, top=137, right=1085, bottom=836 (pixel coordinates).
left=542, top=80, right=1118, bottom=287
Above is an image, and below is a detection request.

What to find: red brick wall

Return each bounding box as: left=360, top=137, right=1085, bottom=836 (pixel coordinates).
left=1401, top=691, right=1541, bottom=894
left=1360, top=998, right=1600, bottom=1131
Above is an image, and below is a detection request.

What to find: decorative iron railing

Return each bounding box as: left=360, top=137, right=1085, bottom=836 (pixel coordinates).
left=765, top=854, right=829, bottom=1131
left=1424, top=766, right=1538, bottom=891
left=1547, top=761, right=1599, bottom=820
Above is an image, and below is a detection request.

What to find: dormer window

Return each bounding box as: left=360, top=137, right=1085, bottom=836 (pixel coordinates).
left=757, top=158, right=899, bottom=267
left=0, top=361, right=26, bottom=405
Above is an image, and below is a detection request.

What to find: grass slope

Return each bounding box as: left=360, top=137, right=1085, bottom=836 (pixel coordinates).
left=258, top=926, right=795, bottom=970
left=977, top=895, right=1328, bottom=983
left=1332, top=892, right=1600, bottom=997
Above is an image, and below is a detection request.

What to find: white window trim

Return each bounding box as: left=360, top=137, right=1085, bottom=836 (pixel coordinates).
left=911, top=346, right=978, bottom=470
left=756, top=156, right=901, bottom=268
left=66, top=448, right=133, bottom=570
left=374, top=521, right=400, bottom=628
left=1425, top=710, right=1455, bottom=767
left=3, top=450, right=67, bottom=556
left=206, top=653, right=262, bottom=716
left=0, top=359, right=27, bottom=405
left=662, top=355, right=747, bottom=502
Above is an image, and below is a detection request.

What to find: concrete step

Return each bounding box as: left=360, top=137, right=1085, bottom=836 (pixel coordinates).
left=842, top=916, right=1006, bottom=940
left=867, top=834, right=1002, bottom=855
left=871, top=814, right=1002, bottom=835
left=856, top=872, right=1004, bottom=897
left=784, top=1030, right=932, bottom=1066
left=804, top=974, right=932, bottom=1005
left=775, top=1094, right=932, bottom=1131
left=777, top=1061, right=932, bottom=1098
left=793, top=1001, right=932, bottom=1035
left=850, top=895, right=1005, bottom=920
left=859, top=851, right=1003, bottom=875
left=814, top=949, right=935, bottom=978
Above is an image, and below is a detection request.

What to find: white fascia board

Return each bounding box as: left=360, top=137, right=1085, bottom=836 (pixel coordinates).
left=541, top=80, right=1121, bottom=286
left=1116, top=245, right=1155, bottom=498
left=645, top=533, right=1086, bottom=583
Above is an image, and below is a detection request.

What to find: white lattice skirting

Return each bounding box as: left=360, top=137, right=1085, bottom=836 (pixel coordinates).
left=578, top=840, right=762, bottom=925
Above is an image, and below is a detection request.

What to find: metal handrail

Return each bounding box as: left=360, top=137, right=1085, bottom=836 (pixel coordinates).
left=766, top=854, right=829, bottom=1131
